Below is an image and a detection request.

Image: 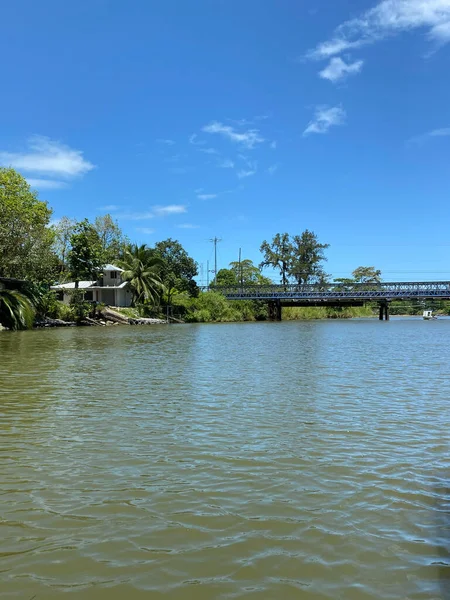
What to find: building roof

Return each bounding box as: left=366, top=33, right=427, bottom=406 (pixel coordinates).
left=51, top=281, right=96, bottom=290
left=103, top=264, right=124, bottom=272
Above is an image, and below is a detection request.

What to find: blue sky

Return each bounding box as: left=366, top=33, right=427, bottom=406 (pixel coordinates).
left=1, top=0, right=450, bottom=283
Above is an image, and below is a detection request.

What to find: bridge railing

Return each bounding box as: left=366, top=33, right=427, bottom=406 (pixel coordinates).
left=201, top=281, right=450, bottom=300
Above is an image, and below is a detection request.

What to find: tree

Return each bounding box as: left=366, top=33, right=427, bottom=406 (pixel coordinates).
left=0, top=287, right=35, bottom=330
left=152, top=239, right=199, bottom=303
left=289, top=230, right=330, bottom=284
left=229, top=259, right=273, bottom=286
left=67, top=220, right=104, bottom=287
left=352, top=266, right=382, bottom=283
left=52, top=216, right=76, bottom=276
left=214, top=268, right=238, bottom=287
left=259, top=233, right=292, bottom=286
left=118, top=245, right=165, bottom=306
left=93, top=214, right=128, bottom=263
left=0, top=167, right=56, bottom=282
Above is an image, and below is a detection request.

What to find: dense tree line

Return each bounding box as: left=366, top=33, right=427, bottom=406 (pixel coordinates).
left=1, top=167, right=440, bottom=329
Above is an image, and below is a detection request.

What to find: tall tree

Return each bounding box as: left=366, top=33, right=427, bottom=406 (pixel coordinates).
left=93, top=214, right=128, bottom=263
left=152, top=239, right=199, bottom=303
left=118, top=244, right=165, bottom=306
left=67, top=220, right=104, bottom=288
left=289, top=230, right=330, bottom=284
left=0, top=167, right=56, bottom=281
left=229, top=259, right=273, bottom=286
left=52, top=216, right=77, bottom=276
left=352, top=266, right=382, bottom=283
left=259, top=233, right=292, bottom=286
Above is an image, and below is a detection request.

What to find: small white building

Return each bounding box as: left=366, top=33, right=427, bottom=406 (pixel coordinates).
left=51, top=264, right=132, bottom=307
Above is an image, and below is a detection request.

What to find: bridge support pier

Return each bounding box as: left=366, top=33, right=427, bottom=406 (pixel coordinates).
left=378, top=302, right=390, bottom=321
left=268, top=300, right=282, bottom=321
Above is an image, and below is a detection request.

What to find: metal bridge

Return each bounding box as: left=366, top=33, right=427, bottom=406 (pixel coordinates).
left=208, top=281, right=450, bottom=321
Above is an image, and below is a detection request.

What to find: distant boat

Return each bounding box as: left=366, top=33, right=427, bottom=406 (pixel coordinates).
left=423, top=310, right=437, bottom=320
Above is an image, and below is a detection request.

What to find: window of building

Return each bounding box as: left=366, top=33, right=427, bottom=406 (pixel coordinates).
left=110, top=271, right=117, bottom=279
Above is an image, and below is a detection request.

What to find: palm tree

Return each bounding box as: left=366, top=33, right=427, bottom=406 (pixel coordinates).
left=118, top=245, right=165, bottom=306
left=0, top=288, right=35, bottom=330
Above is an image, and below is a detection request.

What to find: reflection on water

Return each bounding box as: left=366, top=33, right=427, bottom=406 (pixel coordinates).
left=1, top=319, right=449, bottom=599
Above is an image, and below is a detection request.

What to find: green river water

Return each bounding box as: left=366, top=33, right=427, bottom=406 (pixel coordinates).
left=1, top=319, right=449, bottom=599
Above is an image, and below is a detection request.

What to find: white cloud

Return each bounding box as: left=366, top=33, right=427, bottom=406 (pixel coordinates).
left=136, top=227, right=156, bottom=235
left=303, top=106, right=346, bottom=136
left=408, top=126, right=450, bottom=144
left=118, top=205, right=187, bottom=220
left=189, top=134, right=206, bottom=145
left=176, top=223, right=200, bottom=229
left=307, top=0, right=450, bottom=60
left=319, top=57, right=364, bottom=82
left=429, top=127, right=450, bottom=136
left=237, top=169, right=256, bottom=179
left=267, top=164, right=279, bottom=175
left=153, top=204, right=187, bottom=216
left=117, top=211, right=155, bottom=221
left=202, top=121, right=265, bottom=149
left=27, top=178, right=68, bottom=190
left=0, top=136, right=94, bottom=178
left=197, top=193, right=217, bottom=200
left=199, top=147, right=219, bottom=155
left=99, top=204, right=120, bottom=211
left=156, top=139, right=175, bottom=145
left=218, top=158, right=235, bottom=168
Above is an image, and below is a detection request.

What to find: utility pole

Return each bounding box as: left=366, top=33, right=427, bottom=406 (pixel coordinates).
left=206, top=260, right=209, bottom=288
left=209, top=237, right=222, bottom=280
left=238, top=247, right=243, bottom=289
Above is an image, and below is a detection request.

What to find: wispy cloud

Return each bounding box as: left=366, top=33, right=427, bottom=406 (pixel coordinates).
left=218, top=158, right=235, bottom=169
left=237, top=169, right=257, bottom=179
left=202, top=121, right=265, bottom=149
left=153, top=204, right=187, bottom=216
left=229, top=115, right=270, bottom=126
left=99, top=204, right=121, bottom=212
left=176, top=223, right=200, bottom=229
left=197, top=193, right=217, bottom=200
left=136, top=227, right=156, bottom=235
left=27, top=178, right=68, bottom=190
left=169, top=166, right=191, bottom=175
left=189, top=134, right=206, bottom=146
left=118, top=205, right=187, bottom=220
left=319, top=57, right=364, bottom=82
left=156, top=138, right=175, bottom=145
left=303, top=106, right=346, bottom=136
left=199, top=147, right=219, bottom=155
left=267, top=164, right=279, bottom=175
left=408, top=127, right=450, bottom=144
left=270, top=141, right=277, bottom=149
left=0, top=136, right=94, bottom=179
left=307, top=0, right=450, bottom=60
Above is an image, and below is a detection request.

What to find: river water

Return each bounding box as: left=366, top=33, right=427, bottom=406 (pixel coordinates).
left=1, top=319, right=449, bottom=599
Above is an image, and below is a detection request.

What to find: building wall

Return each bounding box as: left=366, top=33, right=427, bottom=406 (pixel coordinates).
left=102, top=270, right=123, bottom=287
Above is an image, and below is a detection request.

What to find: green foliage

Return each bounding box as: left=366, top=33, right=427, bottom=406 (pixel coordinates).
left=352, top=266, right=382, bottom=283
left=289, top=230, right=330, bottom=284
left=260, top=231, right=329, bottom=285
left=184, top=291, right=243, bottom=323
left=68, top=290, right=91, bottom=322
left=152, top=238, right=199, bottom=302
left=52, top=216, right=76, bottom=276
left=94, top=214, right=128, bottom=263
left=0, top=287, right=35, bottom=330
left=119, top=244, right=165, bottom=306
left=0, top=167, right=57, bottom=282
left=260, top=232, right=291, bottom=286
left=67, top=219, right=104, bottom=285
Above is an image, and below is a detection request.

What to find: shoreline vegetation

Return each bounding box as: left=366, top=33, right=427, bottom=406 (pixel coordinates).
left=1, top=167, right=450, bottom=331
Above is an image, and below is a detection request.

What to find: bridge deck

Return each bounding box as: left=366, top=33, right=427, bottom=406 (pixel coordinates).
left=208, top=282, right=450, bottom=302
